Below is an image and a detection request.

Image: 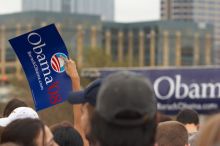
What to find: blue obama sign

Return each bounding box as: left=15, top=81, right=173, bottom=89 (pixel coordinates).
left=9, top=24, right=72, bottom=111
left=92, top=67, right=220, bottom=115
left=149, top=67, right=220, bottom=115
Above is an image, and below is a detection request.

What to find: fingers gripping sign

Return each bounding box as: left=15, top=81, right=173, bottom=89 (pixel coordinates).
left=64, top=59, right=78, bottom=78
left=63, top=57, right=80, bottom=91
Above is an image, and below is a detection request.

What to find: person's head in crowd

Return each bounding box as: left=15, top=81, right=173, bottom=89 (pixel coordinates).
left=1, top=118, right=58, bottom=146
left=90, top=71, right=157, bottom=146
left=176, top=108, right=199, bottom=136
left=196, top=114, right=220, bottom=146
left=50, top=121, right=83, bottom=146
left=0, top=107, right=39, bottom=127
left=0, top=142, right=22, bottom=146
left=156, top=112, right=172, bottom=123
left=156, top=121, right=189, bottom=146
left=68, top=79, right=101, bottom=136
left=3, top=98, right=28, bottom=117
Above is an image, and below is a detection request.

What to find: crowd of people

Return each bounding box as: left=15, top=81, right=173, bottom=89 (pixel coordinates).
left=0, top=59, right=220, bottom=146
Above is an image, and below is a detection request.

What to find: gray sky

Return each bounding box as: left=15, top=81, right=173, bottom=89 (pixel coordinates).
left=0, top=0, right=160, bottom=22
left=115, top=0, right=160, bottom=22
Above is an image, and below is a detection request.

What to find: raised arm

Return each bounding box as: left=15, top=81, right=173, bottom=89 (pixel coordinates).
left=64, top=58, right=89, bottom=146
left=64, top=58, right=80, bottom=91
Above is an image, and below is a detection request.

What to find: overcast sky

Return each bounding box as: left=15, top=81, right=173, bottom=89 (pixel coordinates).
left=0, top=0, right=160, bottom=22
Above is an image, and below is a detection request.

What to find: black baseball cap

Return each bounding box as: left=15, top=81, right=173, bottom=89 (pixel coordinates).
left=96, top=71, right=157, bottom=126
left=67, top=79, right=101, bottom=106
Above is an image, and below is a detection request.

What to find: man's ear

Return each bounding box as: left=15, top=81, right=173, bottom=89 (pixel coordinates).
left=154, top=143, right=158, bottom=146
left=196, top=124, right=199, bottom=130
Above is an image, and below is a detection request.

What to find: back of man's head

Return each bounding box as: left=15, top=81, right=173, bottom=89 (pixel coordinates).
left=90, top=71, right=157, bottom=146
left=156, top=121, right=188, bottom=146
left=176, top=109, right=199, bottom=125
left=50, top=121, right=83, bottom=146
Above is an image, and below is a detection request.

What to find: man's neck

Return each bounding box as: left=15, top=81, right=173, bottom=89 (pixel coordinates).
left=185, top=124, right=198, bottom=134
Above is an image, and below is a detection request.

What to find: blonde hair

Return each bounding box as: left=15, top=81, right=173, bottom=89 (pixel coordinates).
left=197, top=114, right=220, bottom=146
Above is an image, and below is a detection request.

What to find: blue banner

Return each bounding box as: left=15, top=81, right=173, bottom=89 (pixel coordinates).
left=83, top=67, right=220, bottom=115
left=9, top=24, right=72, bottom=111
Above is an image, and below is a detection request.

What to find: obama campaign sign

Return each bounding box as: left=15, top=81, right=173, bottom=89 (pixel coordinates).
left=9, top=24, right=72, bottom=111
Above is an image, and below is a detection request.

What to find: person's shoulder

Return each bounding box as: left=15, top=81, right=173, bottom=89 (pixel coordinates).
left=189, top=132, right=198, bottom=146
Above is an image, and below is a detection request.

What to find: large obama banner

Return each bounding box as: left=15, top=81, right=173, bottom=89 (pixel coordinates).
left=9, top=24, right=72, bottom=111
left=150, top=67, right=220, bottom=115
left=98, top=67, right=220, bottom=115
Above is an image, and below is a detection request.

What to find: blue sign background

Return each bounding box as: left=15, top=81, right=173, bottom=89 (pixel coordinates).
left=9, top=24, right=72, bottom=111
left=97, top=67, right=220, bottom=115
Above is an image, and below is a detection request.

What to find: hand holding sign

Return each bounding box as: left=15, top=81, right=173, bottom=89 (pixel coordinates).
left=63, top=57, right=81, bottom=91
left=63, top=58, right=79, bottom=80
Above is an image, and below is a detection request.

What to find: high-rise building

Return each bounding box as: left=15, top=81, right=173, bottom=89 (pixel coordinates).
left=161, top=0, right=220, bottom=64
left=22, top=0, right=114, bottom=21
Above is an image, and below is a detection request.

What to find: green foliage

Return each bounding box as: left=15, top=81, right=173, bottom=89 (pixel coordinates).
left=83, top=47, right=140, bottom=67
left=83, top=47, right=113, bottom=67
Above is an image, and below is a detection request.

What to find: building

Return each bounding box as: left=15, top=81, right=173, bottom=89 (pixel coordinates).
left=102, top=21, right=214, bottom=66
left=22, top=0, right=114, bottom=21
left=0, top=11, right=102, bottom=79
left=0, top=11, right=214, bottom=79
left=161, top=0, right=220, bottom=64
